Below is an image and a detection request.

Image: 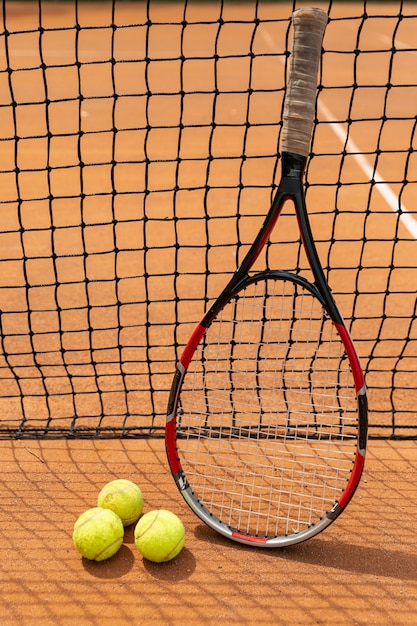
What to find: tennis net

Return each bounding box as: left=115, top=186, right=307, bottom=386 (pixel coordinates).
left=1, top=0, right=416, bottom=439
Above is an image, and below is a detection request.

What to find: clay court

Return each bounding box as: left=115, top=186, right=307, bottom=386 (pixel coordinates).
left=1, top=1, right=417, bottom=624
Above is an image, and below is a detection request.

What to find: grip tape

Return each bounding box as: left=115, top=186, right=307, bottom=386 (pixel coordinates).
left=281, top=8, right=328, bottom=157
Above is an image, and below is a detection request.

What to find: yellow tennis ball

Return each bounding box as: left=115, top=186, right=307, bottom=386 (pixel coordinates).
left=73, top=507, right=124, bottom=561
left=97, top=479, right=144, bottom=527
left=134, top=509, right=185, bottom=563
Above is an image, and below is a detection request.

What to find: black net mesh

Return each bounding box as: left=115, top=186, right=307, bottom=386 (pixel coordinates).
left=0, top=0, right=416, bottom=438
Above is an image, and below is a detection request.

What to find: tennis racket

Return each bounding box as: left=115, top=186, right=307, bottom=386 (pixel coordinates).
left=166, top=7, right=368, bottom=547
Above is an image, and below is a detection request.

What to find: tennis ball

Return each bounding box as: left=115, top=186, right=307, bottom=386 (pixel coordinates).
left=97, top=479, right=144, bottom=526
left=73, top=507, right=124, bottom=561
left=134, top=509, right=185, bottom=563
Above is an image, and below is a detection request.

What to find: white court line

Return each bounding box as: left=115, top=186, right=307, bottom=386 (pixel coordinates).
left=319, top=101, right=417, bottom=240
left=378, top=34, right=410, bottom=50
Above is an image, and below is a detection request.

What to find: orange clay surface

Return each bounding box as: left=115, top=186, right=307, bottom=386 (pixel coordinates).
left=1, top=438, right=417, bottom=626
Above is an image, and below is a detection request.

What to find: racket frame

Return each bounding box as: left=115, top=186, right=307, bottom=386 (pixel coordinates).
left=166, top=8, right=368, bottom=547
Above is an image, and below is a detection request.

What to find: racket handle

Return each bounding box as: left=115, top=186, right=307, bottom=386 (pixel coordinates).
left=281, top=8, right=328, bottom=157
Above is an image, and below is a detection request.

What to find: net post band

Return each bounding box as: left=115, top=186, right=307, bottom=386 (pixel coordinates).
left=281, top=7, right=328, bottom=157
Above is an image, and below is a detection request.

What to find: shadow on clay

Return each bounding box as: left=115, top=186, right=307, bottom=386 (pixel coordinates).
left=194, top=523, right=417, bottom=581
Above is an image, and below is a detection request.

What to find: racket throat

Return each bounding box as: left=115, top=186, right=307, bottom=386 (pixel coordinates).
left=218, top=153, right=308, bottom=297
left=279, top=153, right=345, bottom=324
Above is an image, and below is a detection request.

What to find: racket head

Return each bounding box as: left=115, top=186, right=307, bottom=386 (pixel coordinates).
left=166, top=272, right=367, bottom=547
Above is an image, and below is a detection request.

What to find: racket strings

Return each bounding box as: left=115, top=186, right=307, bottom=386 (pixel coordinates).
left=177, top=278, right=358, bottom=538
